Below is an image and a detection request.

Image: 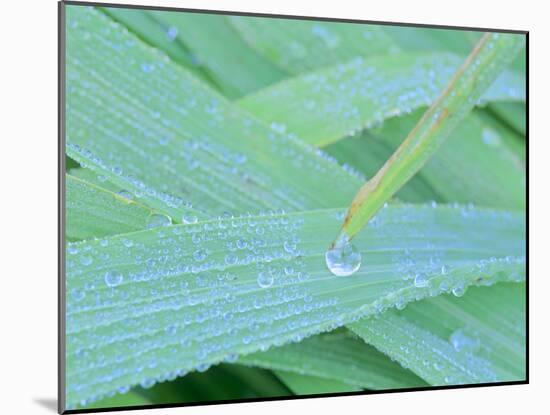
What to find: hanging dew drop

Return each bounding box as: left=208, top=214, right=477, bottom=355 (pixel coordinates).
left=325, top=234, right=361, bottom=277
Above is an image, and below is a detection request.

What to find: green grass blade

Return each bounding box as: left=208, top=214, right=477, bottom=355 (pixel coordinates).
left=239, top=330, right=427, bottom=390
left=228, top=16, right=397, bottom=74
left=149, top=12, right=287, bottom=98
left=237, top=52, right=525, bottom=147
left=381, top=25, right=480, bottom=55
left=66, top=6, right=362, bottom=222
left=336, top=33, right=525, bottom=243
left=99, top=7, right=214, bottom=86
left=274, top=370, right=359, bottom=394
left=350, top=282, right=525, bottom=385
left=65, top=204, right=524, bottom=407
left=326, top=109, right=526, bottom=209
left=67, top=174, right=155, bottom=240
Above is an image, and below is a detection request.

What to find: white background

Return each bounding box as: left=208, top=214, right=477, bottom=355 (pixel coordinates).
left=0, top=0, right=545, bottom=413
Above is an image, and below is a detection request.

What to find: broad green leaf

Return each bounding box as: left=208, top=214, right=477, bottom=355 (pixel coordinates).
left=65, top=204, right=524, bottom=407
left=238, top=52, right=525, bottom=147
left=337, top=33, right=525, bottom=242
left=66, top=6, right=361, bottom=223
left=149, top=11, right=287, bottom=98
left=239, top=330, right=427, bottom=390
left=228, top=16, right=398, bottom=74
left=350, top=282, right=526, bottom=385
left=274, top=370, right=359, bottom=394
left=381, top=25, right=480, bottom=55
left=326, top=109, right=526, bottom=209
left=67, top=174, right=155, bottom=240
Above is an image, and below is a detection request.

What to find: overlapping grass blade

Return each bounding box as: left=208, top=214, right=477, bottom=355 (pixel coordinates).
left=228, top=16, right=397, bottom=74
left=100, top=7, right=214, bottom=86
left=67, top=174, right=155, bottom=240
left=65, top=204, right=524, bottom=407
left=66, top=6, right=362, bottom=223
left=273, top=370, right=358, bottom=394
left=149, top=11, right=287, bottom=98
left=238, top=330, right=427, bottom=390
left=326, top=109, right=525, bottom=209
left=335, top=33, right=525, bottom=243
left=350, top=282, right=526, bottom=385
left=238, top=52, right=525, bottom=147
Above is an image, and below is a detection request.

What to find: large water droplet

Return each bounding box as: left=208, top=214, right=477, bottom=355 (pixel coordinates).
left=325, top=234, right=361, bottom=277
left=257, top=271, right=274, bottom=288
left=146, top=213, right=172, bottom=229
left=105, top=270, right=123, bottom=287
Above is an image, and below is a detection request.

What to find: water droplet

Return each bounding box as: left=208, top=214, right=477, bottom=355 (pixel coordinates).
left=122, top=239, right=134, bottom=248
left=193, top=249, right=207, bottom=262
left=71, top=288, right=85, bottom=302
left=414, top=273, right=430, bottom=288
left=325, top=235, right=361, bottom=277
left=146, top=213, right=172, bottom=229
left=449, top=329, right=480, bottom=353
left=482, top=128, right=502, bottom=147
left=141, top=63, right=155, bottom=73
left=67, top=245, right=79, bottom=255
left=117, top=190, right=133, bottom=200
left=182, top=214, right=198, bottom=224
left=257, top=271, right=274, bottom=288
left=225, top=254, right=238, bottom=266
left=139, top=378, right=155, bottom=389
left=166, top=26, right=178, bottom=41
left=225, top=353, right=239, bottom=363
left=196, top=363, right=210, bottom=373
left=452, top=282, right=467, bottom=297
left=80, top=256, right=93, bottom=266
left=105, top=270, right=123, bottom=287
left=283, top=240, right=297, bottom=254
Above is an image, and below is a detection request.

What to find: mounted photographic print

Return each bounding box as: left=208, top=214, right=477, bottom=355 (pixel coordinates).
left=59, top=1, right=527, bottom=413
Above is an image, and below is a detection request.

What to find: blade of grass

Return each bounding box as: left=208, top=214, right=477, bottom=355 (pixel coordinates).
left=228, top=16, right=398, bottom=74
left=67, top=174, right=156, bottom=240
left=325, top=108, right=526, bottom=209
left=149, top=11, right=288, bottom=98
left=350, top=282, right=526, bottom=385
left=273, top=370, right=359, bottom=394
left=65, top=6, right=362, bottom=223
left=335, top=33, right=525, bottom=244
left=238, top=330, right=427, bottom=390
left=237, top=52, right=525, bottom=147
left=65, top=204, right=524, bottom=407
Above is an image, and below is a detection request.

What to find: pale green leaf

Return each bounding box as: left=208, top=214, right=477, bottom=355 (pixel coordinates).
left=149, top=11, right=287, bottom=98
left=239, top=330, right=427, bottom=390
left=238, top=52, right=525, bottom=147
left=350, top=282, right=526, bottom=385
left=274, top=371, right=359, bottom=394
left=65, top=204, right=524, bottom=406
left=66, top=6, right=361, bottom=223
left=337, top=33, right=525, bottom=242
left=67, top=174, right=155, bottom=240
left=228, top=16, right=398, bottom=73
left=326, top=109, right=526, bottom=209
